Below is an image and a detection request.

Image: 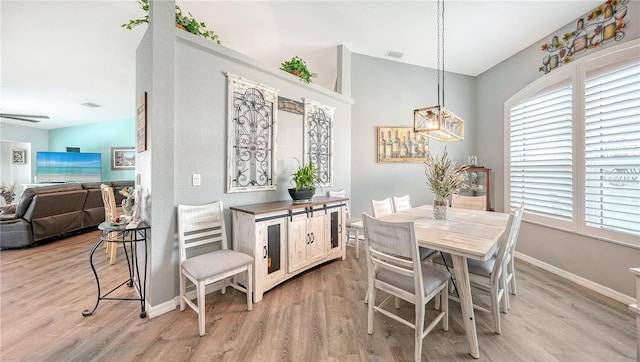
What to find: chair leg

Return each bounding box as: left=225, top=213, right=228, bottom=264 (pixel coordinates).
left=415, top=302, right=425, bottom=362
left=179, top=272, right=186, bottom=312
left=367, top=280, right=375, bottom=334
left=246, top=265, right=253, bottom=310
left=509, top=257, right=517, bottom=295
left=355, top=230, right=360, bottom=260
left=441, top=286, right=449, bottom=331
left=503, top=272, right=510, bottom=313
left=197, top=280, right=206, bottom=336
left=491, top=284, right=502, bottom=335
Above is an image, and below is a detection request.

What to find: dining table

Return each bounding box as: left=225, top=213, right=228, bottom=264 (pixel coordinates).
left=351, top=205, right=511, bottom=359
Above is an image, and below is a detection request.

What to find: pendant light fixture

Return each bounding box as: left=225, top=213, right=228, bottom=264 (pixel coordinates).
left=413, top=0, right=464, bottom=142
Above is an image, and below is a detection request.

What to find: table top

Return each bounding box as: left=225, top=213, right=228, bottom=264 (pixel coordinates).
left=98, top=220, right=150, bottom=232
left=230, top=196, right=349, bottom=215
left=351, top=205, right=510, bottom=261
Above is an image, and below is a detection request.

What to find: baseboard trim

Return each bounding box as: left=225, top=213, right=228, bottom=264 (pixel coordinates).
left=146, top=281, right=224, bottom=318
left=515, top=252, right=634, bottom=306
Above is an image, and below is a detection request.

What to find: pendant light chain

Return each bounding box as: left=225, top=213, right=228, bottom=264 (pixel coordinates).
left=437, top=0, right=441, bottom=107
left=442, top=0, right=445, bottom=107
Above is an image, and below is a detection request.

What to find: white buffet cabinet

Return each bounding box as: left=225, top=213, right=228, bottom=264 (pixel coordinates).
left=231, top=196, right=347, bottom=303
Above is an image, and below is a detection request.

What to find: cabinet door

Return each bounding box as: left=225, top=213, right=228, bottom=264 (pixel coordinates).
left=307, top=212, right=326, bottom=263
left=288, top=213, right=308, bottom=273
left=327, top=208, right=343, bottom=256
left=257, top=217, right=287, bottom=282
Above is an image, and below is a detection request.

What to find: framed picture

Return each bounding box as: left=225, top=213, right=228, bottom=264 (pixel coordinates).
left=377, top=127, right=430, bottom=163
left=111, top=147, right=135, bottom=170
left=11, top=149, right=26, bottom=164
left=136, top=92, right=147, bottom=152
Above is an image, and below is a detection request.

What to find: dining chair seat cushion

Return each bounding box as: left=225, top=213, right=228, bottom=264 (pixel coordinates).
left=346, top=217, right=361, bottom=226
left=436, top=253, right=495, bottom=278
left=376, top=263, right=450, bottom=297
left=182, top=250, right=253, bottom=280
left=419, top=247, right=437, bottom=260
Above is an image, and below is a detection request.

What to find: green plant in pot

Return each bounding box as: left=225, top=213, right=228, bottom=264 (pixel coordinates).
left=122, top=0, right=221, bottom=44
left=280, top=56, right=312, bottom=84
left=289, top=158, right=319, bottom=202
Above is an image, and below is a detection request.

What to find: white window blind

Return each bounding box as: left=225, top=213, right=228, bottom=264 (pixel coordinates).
left=509, top=85, right=573, bottom=221
left=584, top=60, right=640, bottom=236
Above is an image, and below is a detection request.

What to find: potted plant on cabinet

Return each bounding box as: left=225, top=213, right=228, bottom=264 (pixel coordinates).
left=122, top=0, right=221, bottom=44
left=289, top=158, right=319, bottom=202
left=280, top=56, right=312, bottom=84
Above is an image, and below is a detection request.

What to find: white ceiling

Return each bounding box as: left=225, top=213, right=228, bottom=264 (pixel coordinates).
left=1, top=0, right=602, bottom=130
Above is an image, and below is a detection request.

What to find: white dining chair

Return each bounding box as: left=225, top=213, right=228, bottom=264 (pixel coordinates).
left=451, top=193, right=486, bottom=211
left=371, top=198, right=394, bottom=217
left=177, top=201, right=253, bottom=336
left=362, top=213, right=449, bottom=361
left=392, top=194, right=412, bottom=212
left=434, top=208, right=520, bottom=334
left=328, top=189, right=365, bottom=259
left=504, top=203, right=524, bottom=310
left=100, top=184, right=123, bottom=265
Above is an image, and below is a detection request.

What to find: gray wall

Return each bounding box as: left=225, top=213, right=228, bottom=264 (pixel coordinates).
left=350, top=54, right=476, bottom=218
left=138, top=2, right=353, bottom=311
left=0, top=123, right=49, bottom=182
left=475, top=1, right=640, bottom=298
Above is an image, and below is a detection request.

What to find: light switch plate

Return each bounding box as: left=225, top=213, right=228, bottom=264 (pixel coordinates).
left=192, top=174, right=201, bottom=186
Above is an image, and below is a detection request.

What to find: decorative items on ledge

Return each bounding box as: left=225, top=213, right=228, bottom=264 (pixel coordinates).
left=280, top=56, right=312, bottom=84
left=425, top=147, right=469, bottom=220
left=122, top=0, right=221, bottom=44
left=413, top=0, right=464, bottom=142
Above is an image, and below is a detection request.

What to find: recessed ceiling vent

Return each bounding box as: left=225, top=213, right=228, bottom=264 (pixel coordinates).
left=81, top=102, right=102, bottom=108
left=385, top=50, right=404, bottom=59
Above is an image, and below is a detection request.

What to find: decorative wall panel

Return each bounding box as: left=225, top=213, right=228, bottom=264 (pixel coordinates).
left=227, top=73, right=278, bottom=193
left=303, top=99, right=334, bottom=187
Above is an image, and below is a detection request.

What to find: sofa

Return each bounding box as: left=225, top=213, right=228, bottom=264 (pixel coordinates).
left=0, top=181, right=134, bottom=249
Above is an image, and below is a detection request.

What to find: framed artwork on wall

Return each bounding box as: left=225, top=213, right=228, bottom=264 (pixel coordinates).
left=226, top=73, right=278, bottom=193
left=11, top=149, right=26, bottom=164
left=303, top=98, right=334, bottom=187
left=111, top=147, right=135, bottom=170
left=377, top=127, right=430, bottom=163
left=136, top=92, right=147, bottom=152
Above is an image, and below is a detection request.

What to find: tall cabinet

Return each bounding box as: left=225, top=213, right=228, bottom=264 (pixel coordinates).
left=231, top=197, right=347, bottom=303
left=458, top=166, right=493, bottom=211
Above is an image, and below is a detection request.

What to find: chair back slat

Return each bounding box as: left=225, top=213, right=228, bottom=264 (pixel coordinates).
left=490, top=211, right=516, bottom=285
left=177, top=201, right=229, bottom=262
left=451, top=193, right=486, bottom=210
left=392, top=195, right=412, bottom=212
left=371, top=198, right=394, bottom=217
left=328, top=189, right=350, bottom=218
left=100, top=184, right=118, bottom=221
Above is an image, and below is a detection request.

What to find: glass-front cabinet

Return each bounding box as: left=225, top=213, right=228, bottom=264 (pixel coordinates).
left=459, top=166, right=493, bottom=211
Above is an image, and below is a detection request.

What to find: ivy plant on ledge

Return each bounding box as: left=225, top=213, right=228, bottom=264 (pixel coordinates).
left=280, top=56, right=312, bottom=84
left=122, top=0, right=221, bottom=44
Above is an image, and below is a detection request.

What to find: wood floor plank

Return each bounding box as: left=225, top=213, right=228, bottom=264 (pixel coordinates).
left=0, top=230, right=636, bottom=361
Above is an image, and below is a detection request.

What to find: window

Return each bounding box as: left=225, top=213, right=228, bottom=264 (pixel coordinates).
left=584, top=59, right=640, bottom=237
left=505, top=41, right=639, bottom=245
left=509, top=83, right=573, bottom=222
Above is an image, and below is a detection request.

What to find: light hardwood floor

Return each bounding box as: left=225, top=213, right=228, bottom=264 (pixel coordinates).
left=0, top=230, right=635, bottom=361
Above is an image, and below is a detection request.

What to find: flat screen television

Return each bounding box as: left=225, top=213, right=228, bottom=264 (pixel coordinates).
left=36, top=152, right=101, bottom=183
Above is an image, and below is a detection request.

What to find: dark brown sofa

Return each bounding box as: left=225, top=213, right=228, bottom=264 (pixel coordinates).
left=0, top=181, right=133, bottom=249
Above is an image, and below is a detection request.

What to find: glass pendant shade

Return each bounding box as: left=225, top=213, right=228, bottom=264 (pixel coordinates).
left=413, top=105, right=464, bottom=142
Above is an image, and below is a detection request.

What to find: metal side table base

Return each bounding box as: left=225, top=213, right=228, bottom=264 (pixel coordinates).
left=83, top=221, right=149, bottom=318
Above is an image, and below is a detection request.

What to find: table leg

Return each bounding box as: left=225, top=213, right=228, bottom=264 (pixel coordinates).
left=451, top=255, right=480, bottom=359
left=82, top=236, right=105, bottom=316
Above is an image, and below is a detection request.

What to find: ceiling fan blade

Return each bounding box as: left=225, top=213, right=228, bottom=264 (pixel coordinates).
left=0, top=113, right=49, bottom=123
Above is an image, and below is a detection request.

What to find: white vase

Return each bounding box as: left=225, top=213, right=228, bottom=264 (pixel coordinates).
left=433, top=199, right=449, bottom=220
